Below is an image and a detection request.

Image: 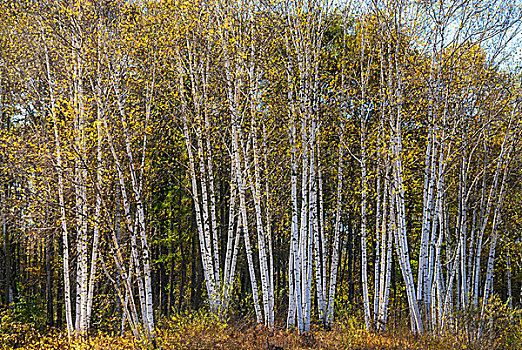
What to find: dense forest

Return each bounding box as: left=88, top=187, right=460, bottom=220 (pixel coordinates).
left=1, top=0, right=522, bottom=348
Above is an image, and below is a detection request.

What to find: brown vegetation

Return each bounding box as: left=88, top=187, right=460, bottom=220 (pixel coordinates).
left=7, top=310, right=522, bottom=350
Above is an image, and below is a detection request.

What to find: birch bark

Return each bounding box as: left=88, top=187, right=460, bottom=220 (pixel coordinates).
left=43, top=39, right=73, bottom=339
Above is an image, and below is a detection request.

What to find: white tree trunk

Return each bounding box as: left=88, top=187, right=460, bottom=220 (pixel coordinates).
left=43, top=40, right=73, bottom=338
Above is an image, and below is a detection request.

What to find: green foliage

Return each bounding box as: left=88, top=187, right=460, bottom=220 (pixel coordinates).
left=0, top=297, right=47, bottom=349
left=158, top=310, right=231, bottom=349
left=504, top=315, right=522, bottom=350
left=448, top=296, right=521, bottom=349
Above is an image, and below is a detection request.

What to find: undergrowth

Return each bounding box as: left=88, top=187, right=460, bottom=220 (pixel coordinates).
left=2, top=307, right=521, bottom=349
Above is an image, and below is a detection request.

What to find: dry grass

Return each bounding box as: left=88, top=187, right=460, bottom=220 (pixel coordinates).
left=10, top=313, right=521, bottom=350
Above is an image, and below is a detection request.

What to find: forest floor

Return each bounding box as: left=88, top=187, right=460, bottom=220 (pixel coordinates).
left=5, top=312, right=520, bottom=350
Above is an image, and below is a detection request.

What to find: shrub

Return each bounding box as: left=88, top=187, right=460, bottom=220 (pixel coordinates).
left=0, top=297, right=47, bottom=349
